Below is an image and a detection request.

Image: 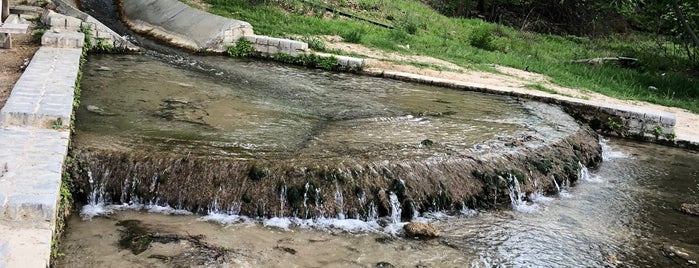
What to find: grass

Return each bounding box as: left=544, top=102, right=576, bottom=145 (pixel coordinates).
left=204, top=0, right=699, bottom=113
left=524, top=83, right=557, bottom=95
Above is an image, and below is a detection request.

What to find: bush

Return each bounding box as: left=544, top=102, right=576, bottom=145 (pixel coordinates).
left=227, top=38, right=254, bottom=57
left=469, top=26, right=494, bottom=50
left=341, top=30, right=363, bottom=43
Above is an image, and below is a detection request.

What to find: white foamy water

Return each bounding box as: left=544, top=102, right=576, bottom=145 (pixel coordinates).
left=80, top=203, right=192, bottom=220
left=600, top=137, right=629, bottom=161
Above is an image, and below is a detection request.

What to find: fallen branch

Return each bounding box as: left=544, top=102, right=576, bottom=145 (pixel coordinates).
left=572, top=57, right=638, bottom=65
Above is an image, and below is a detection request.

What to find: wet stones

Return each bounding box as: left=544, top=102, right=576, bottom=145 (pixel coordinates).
left=403, top=222, right=440, bottom=238
left=661, top=245, right=698, bottom=265
left=680, top=203, right=699, bottom=217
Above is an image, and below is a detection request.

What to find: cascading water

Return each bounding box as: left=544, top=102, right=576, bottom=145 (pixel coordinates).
left=389, top=192, right=402, bottom=224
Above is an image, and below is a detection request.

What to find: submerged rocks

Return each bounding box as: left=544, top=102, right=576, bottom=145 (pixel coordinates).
left=403, top=222, right=440, bottom=238
left=680, top=203, right=699, bottom=216
left=661, top=245, right=697, bottom=265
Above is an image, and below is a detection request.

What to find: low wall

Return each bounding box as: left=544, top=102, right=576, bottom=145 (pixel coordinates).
left=363, top=70, right=689, bottom=148
left=120, top=0, right=252, bottom=51
left=0, top=38, right=83, bottom=266
left=52, top=0, right=138, bottom=50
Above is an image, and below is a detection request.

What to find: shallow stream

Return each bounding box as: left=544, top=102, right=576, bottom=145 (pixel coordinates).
left=57, top=139, right=699, bottom=267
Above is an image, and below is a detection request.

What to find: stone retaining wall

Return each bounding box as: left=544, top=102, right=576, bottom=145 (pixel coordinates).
left=0, top=15, right=85, bottom=266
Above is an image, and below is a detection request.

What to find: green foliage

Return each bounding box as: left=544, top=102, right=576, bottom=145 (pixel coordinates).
left=206, top=0, right=699, bottom=113
left=469, top=25, right=494, bottom=50
left=304, top=36, right=327, bottom=51
left=341, top=30, right=363, bottom=43
left=271, top=52, right=346, bottom=71
left=652, top=126, right=664, bottom=139
left=524, top=83, right=557, bottom=94
left=227, top=38, right=254, bottom=57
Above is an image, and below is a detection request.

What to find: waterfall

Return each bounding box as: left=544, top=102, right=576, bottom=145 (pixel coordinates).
left=279, top=185, right=286, bottom=217
left=334, top=182, right=345, bottom=219
left=508, top=174, right=525, bottom=207
left=551, top=175, right=561, bottom=193
left=389, top=192, right=402, bottom=224
left=509, top=173, right=539, bottom=213
left=367, top=202, right=377, bottom=221
left=81, top=170, right=108, bottom=220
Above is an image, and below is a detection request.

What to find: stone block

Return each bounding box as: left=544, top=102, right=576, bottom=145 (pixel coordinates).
left=624, top=118, right=642, bottom=130
left=253, top=43, right=266, bottom=54
left=253, top=35, right=268, bottom=45
left=279, top=40, right=291, bottom=51
left=10, top=5, right=43, bottom=16
left=266, top=45, right=279, bottom=55
left=643, top=113, right=661, bottom=123
left=5, top=194, right=57, bottom=222
left=660, top=115, right=676, bottom=126
left=41, top=31, right=84, bottom=48
left=243, top=35, right=257, bottom=44
left=64, top=16, right=83, bottom=30
left=290, top=41, right=308, bottom=52
left=266, top=37, right=281, bottom=47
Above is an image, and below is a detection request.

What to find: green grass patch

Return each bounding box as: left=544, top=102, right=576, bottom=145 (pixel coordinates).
left=204, top=0, right=699, bottom=113
left=524, top=83, right=557, bottom=95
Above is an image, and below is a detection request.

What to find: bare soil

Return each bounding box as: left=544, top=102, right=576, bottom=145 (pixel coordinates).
left=0, top=34, right=40, bottom=108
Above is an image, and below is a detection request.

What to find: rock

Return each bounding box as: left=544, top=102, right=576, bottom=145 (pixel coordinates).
left=661, top=244, right=697, bottom=264
left=403, top=222, right=440, bottom=238
left=375, top=262, right=395, bottom=268
left=86, top=105, right=116, bottom=116
left=96, top=66, right=112, bottom=71
left=680, top=203, right=699, bottom=216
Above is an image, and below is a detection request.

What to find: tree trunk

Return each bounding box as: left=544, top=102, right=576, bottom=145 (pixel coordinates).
left=672, top=0, right=699, bottom=48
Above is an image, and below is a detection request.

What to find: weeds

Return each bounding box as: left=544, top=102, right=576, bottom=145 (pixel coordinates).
left=227, top=38, right=254, bottom=57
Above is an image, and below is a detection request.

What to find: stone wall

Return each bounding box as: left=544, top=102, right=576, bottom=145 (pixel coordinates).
left=42, top=7, right=137, bottom=50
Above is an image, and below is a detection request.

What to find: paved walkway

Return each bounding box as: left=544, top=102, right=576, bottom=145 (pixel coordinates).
left=0, top=45, right=82, bottom=267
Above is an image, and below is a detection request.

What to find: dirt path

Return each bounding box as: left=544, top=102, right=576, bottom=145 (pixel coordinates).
left=323, top=37, right=699, bottom=141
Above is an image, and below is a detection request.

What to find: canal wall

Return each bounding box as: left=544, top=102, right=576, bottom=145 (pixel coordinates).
left=0, top=2, right=135, bottom=265
left=117, top=0, right=365, bottom=69
left=0, top=45, right=81, bottom=266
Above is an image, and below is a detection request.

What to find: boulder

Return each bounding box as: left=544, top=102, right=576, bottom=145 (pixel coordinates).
left=680, top=203, right=699, bottom=216
left=403, top=222, right=440, bottom=238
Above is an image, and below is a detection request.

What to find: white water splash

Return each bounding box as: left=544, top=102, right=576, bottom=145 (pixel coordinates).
left=508, top=174, right=539, bottom=213
left=389, top=192, right=402, bottom=224
left=600, top=137, right=628, bottom=161
left=334, top=183, right=345, bottom=220
left=279, top=185, right=286, bottom=217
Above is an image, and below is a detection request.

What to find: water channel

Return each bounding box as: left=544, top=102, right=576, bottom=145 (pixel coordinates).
left=58, top=136, right=699, bottom=267
left=56, top=2, right=699, bottom=265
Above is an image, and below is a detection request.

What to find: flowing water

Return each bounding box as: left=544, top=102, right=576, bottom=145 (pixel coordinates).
left=74, top=53, right=538, bottom=160
left=57, top=138, right=699, bottom=267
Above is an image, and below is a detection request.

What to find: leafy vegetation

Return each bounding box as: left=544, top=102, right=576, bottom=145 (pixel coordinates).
left=205, top=0, right=699, bottom=113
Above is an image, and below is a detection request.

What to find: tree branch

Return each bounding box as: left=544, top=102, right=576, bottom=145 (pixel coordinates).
left=672, top=0, right=699, bottom=48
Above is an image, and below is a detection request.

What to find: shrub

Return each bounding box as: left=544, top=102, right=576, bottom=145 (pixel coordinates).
left=469, top=26, right=494, bottom=51
left=341, top=30, right=363, bottom=43
left=227, top=38, right=254, bottom=57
